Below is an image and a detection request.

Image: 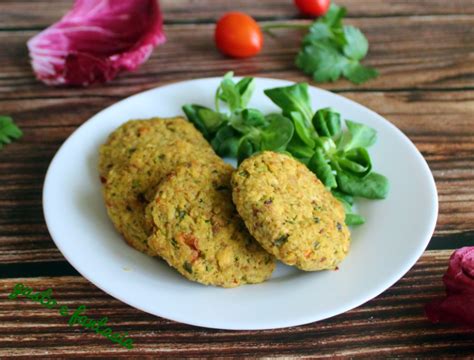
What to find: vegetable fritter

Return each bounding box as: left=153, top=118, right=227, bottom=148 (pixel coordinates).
left=98, top=117, right=211, bottom=178
left=103, top=139, right=217, bottom=255
left=147, top=161, right=275, bottom=287
left=232, top=151, right=350, bottom=271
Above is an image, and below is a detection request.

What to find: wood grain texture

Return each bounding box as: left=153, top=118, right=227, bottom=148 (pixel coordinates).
left=1, top=0, right=474, bottom=29
left=1, top=15, right=473, bottom=100
left=0, top=251, right=473, bottom=358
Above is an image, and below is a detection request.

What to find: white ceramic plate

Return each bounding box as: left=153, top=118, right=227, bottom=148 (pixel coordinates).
left=43, top=77, right=438, bottom=330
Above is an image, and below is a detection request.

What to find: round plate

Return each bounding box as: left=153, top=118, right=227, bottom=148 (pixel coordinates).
left=43, top=77, right=438, bottom=330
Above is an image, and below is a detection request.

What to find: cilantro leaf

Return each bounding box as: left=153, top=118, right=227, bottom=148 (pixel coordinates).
left=296, top=42, right=349, bottom=83
left=343, top=25, right=368, bottom=60
left=0, top=116, right=22, bottom=150
left=343, top=63, right=379, bottom=84
left=322, top=3, right=347, bottom=28
left=295, top=3, right=378, bottom=85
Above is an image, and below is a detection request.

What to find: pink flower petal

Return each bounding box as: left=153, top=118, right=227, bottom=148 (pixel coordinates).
left=27, top=0, right=166, bottom=86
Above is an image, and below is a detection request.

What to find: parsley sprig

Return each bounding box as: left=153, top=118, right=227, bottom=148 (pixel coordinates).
left=0, top=116, right=23, bottom=150
left=263, top=4, right=378, bottom=84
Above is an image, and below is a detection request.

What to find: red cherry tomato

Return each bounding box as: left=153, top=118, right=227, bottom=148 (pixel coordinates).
left=215, top=12, right=263, bottom=58
left=294, top=0, right=330, bottom=17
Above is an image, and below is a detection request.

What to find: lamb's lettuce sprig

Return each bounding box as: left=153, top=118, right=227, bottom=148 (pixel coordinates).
left=182, top=72, right=389, bottom=225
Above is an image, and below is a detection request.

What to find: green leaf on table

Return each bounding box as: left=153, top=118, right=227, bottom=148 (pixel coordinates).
left=342, top=25, right=368, bottom=60
left=295, top=3, right=378, bottom=84
left=296, top=42, right=348, bottom=83
left=304, top=4, right=346, bottom=46
left=0, top=115, right=22, bottom=150
left=322, top=3, right=347, bottom=30
left=343, top=62, right=379, bottom=85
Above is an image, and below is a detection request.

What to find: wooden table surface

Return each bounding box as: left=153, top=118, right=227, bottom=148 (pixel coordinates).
left=1, top=0, right=474, bottom=358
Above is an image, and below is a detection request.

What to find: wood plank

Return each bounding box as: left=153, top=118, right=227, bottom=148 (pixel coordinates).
left=0, top=91, right=473, bottom=264
left=0, top=16, right=473, bottom=97
left=0, top=251, right=473, bottom=357
left=1, top=0, right=474, bottom=30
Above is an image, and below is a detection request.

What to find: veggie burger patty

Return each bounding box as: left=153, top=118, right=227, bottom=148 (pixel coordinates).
left=232, top=151, right=351, bottom=271
left=147, top=160, right=275, bottom=287
left=98, top=117, right=211, bottom=178
left=100, top=117, right=218, bottom=255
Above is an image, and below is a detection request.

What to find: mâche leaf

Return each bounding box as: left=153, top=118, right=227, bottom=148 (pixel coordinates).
left=337, top=171, right=389, bottom=199
left=312, top=108, right=342, bottom=139
left=237, top=136, right=258, bottom=164
left=183, top=73, right=389, bottom=227
left=235, top=77, right=256, bottom=108
left=264, top=83, right=314, bottom=123
left=261, top=114, right=294, bottom=151
left=338, top=120, right=377, bottom=151
left=345, top=213, right=366, bottom=226
left=336, top=147, right=372, bottom=177
left=290, top=111, right=316, bottom=148
left=211, top=125, right=241, bottom=158
left=308, top=148, right=337, bottom=188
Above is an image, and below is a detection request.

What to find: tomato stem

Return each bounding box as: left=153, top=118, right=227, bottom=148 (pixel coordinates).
left=261, top=23, right=311, bottom=33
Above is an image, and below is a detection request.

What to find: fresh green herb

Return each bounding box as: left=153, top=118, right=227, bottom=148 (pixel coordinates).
left=345, top=213, right=366, bottom=226
left=263, top=4, right=378, bottom=85
left=297, top=4, right=378, bottom=84
left=264, top=83, right=314, bottom=122
left=183, top=261, right=193, bottom=274
left=308, top=147, right=337, bottom=188
left=182, top=73, right=389, bottom=226
left=176, top=209, right=187, bottom=221
left=183, top=72, right=295, bottom=164
left=0, top=116, right=22, bottom=150
left=337, top=171, right=389, bottom=199
left=274, top=234, right=289, bottom=247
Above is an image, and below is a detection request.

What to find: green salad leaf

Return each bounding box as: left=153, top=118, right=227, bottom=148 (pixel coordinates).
left=182, top=73, right=389, bottom=226
left=264, top=83, right=313, bottom=123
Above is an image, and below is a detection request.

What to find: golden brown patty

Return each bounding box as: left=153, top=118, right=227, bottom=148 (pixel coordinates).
left=102, top=139, right=218, bottom=255
left=231, top=151, right=350, bottom=271
left=98, top=117, right=210, bottom=178
left=147, top=161, right=276, bottom=287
